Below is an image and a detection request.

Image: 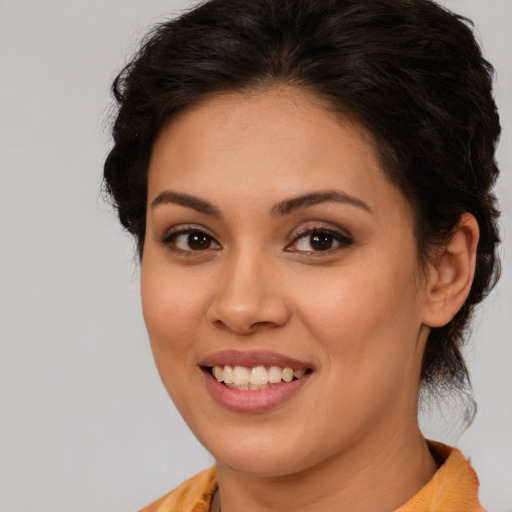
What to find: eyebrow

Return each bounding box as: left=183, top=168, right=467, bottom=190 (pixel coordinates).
left=271, top=190, right=372, bottom=217
left=150, top=188, right=371, bottom=218
left=151, top=191, right=222, bottom=217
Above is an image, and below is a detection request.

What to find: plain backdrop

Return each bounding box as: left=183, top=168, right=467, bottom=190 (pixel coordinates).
left=0, top=1, right=510, bottom=511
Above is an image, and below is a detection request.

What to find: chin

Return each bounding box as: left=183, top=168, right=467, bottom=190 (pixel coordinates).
left=215, top=447, right=310, bottom=477
left=196, top=423, right=323, bottom=477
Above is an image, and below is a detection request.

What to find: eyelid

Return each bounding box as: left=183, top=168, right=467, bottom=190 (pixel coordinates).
left=160, top=223, right=207, bottom=241
left=157, top=222, right=352, bottom=255
left=159, top=224, right=222, bottom=254
left=285, top=223, right=353, bottom=253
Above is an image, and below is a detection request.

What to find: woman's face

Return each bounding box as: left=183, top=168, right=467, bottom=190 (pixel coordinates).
left=142, top=87, right=432, bottom=477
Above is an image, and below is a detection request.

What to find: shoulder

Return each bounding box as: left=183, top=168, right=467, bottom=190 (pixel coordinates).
left=138, top=467, right=217, bottom=512
left=396, top=441, right=485, bottom=512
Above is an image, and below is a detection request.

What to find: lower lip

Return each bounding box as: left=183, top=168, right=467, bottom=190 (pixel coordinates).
left=203, top=370, right=311, bottom=413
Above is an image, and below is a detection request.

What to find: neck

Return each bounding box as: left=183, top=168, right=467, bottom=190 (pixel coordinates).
left=214, top=424, right=437, bottom=512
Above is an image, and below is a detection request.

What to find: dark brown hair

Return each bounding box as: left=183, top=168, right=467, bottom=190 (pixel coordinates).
left=104, top=0, right=501, bottom=396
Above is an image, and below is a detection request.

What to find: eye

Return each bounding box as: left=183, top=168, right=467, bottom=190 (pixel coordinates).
left=162, top=227, right=221, bottom=254
left=286, top=227, right=352, bottom=253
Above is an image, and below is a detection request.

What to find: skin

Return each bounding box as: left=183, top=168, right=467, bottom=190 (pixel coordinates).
left=141, top=86, right=478, bottom=512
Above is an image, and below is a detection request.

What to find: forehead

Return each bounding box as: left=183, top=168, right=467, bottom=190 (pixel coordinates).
left=147, top=86, right=408, bottom=219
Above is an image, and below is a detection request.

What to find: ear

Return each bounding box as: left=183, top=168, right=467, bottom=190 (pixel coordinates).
left=422, top=213, right=479, bottom=328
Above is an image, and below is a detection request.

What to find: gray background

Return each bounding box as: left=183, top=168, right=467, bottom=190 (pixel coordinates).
left=0, top=1, right=510, bottom=511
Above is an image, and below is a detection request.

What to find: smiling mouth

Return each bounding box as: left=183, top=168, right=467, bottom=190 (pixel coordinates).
left=207, top=365, right=311, bottom=390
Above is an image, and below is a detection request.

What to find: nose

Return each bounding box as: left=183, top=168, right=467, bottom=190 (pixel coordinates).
left=206, top=250, right=291, bottom=335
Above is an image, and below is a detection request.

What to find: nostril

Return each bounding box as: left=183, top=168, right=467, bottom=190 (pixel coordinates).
left=206, top=278, right=291, bottom=334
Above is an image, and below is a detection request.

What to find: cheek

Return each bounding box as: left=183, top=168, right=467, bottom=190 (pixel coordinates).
left=295, top=258, right=424, bottom=376
left=141, top=260, right=209, bottom=364
left=140, top=261, right=214, bottom=416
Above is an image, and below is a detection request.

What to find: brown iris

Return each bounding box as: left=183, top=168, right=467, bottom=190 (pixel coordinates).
left=310, top=233, right=334, bottom=251
left=188, top=232, right=212, bottom=250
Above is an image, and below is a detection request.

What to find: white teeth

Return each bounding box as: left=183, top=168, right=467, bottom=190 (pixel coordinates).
left=249, top=366, right=269, bottom=385
left=293, top=369, right=306, bottom=379
left=212, top=366, right=224, bottom=382
left=223, top=365, right=234, bottom=384
left=211, top=364, right=308, bottom=388
left=225, top=383, right=249, bottom=390
left=249, top=384, right=268, bottom=390
left=233, top=366, right=250, bottom=386
left=268, top=366, right=282, bottom=384
left=282, top=367, right=294, bottom=382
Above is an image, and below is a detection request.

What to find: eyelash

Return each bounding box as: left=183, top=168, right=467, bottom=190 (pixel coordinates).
left=285, top=226, right=353, bottom=254
left=160, top=225, right=221, bottom=256
left=159, top=225, right=353, bottom=256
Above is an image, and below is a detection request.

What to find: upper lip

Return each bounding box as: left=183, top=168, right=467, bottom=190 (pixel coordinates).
left=200, top=350, right=312, bottom=370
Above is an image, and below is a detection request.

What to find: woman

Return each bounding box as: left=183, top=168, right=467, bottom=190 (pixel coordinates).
left=104, top=0, right=501, bottom=510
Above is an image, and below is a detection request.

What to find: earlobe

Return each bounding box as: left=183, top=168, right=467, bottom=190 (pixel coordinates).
left=422, top=213, right=480, bottom=328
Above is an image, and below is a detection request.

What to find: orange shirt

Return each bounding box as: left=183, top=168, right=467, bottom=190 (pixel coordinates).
left=139, top=442, right=484, bottom=512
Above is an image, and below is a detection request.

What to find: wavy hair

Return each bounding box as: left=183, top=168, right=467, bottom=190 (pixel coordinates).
left=104, top=0, right=501, bottom=398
